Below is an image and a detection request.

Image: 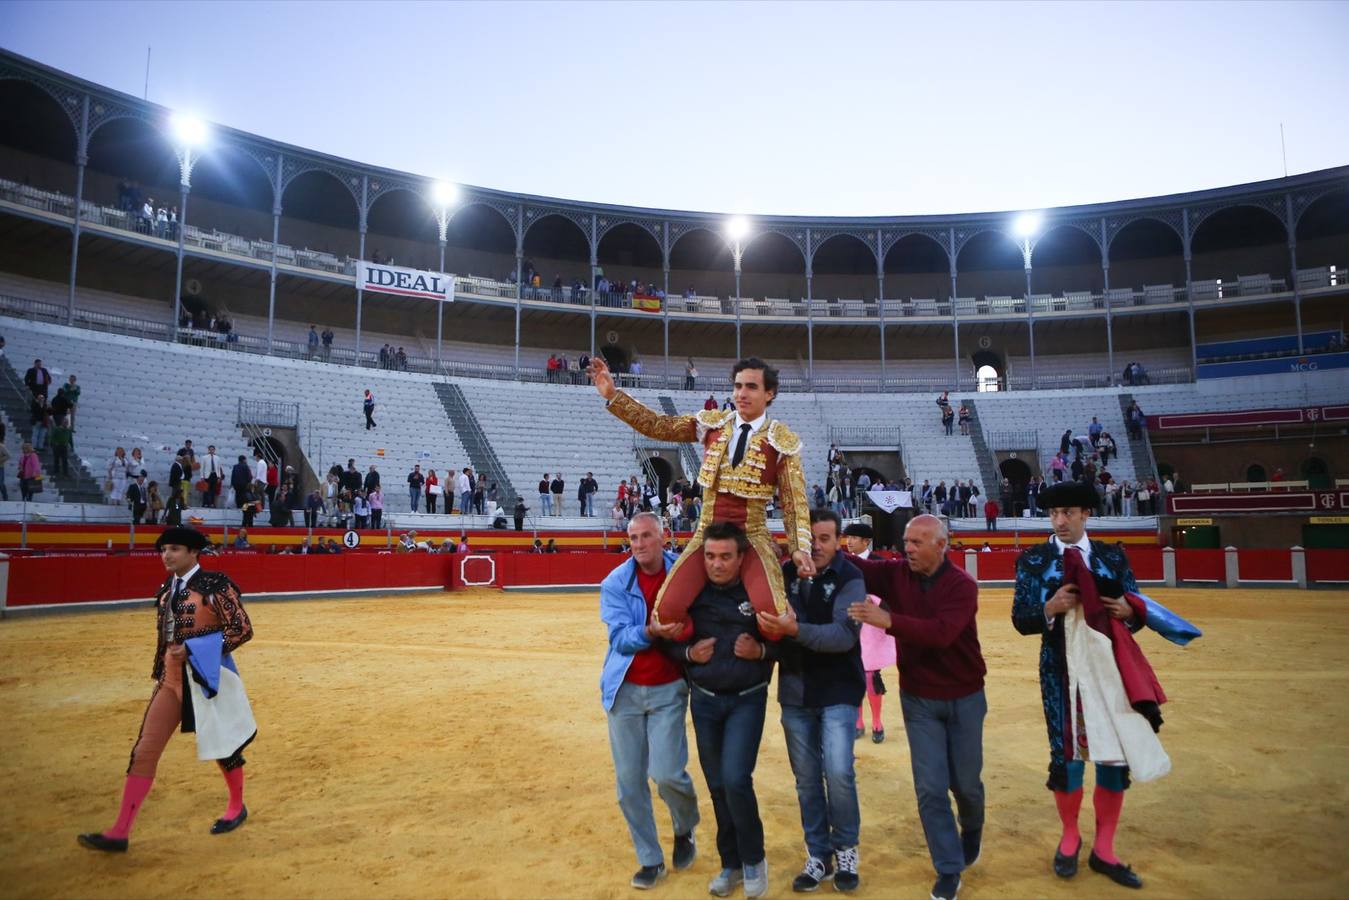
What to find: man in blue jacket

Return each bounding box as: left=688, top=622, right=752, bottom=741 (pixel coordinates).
left=600, top=511, right=700, bottom=890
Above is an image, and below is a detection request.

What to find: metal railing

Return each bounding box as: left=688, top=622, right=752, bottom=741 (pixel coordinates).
left=829, top=426, right=902, bottom=447
left=985, top=429, right=1039, bottom=451
left=237, top=399, right=300, bottom=428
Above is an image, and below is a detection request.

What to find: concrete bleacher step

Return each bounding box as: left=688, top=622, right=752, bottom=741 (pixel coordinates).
left=431, top=381, right=520, bottom=507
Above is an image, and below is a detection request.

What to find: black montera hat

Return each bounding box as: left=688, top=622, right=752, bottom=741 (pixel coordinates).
left=154, top=526, right=209, bottom=551
left=1038, top=480, right=1098, bottom=511
left=842, top=522, right=874, bottom=540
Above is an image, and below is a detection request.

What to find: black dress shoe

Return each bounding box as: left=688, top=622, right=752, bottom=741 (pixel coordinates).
left=1089, top=851, right=1143, bottom=889
left=78, top=832, right=128, bottom=853
left=673, top=831, right=697, bottom=870
left=210, top=805, right=248, bottom=834
left=1053, top=839, right=1081, bottom=878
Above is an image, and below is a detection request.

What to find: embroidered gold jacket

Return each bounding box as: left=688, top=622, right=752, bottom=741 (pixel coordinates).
left=606, top=391, right=812, bottom=554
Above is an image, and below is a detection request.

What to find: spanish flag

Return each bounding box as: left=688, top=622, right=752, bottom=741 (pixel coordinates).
left=631, top=294, right=662, bottom=313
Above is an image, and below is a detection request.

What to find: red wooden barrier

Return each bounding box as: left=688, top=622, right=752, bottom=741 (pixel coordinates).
left=1306, top=550, right=1349, bottom=583
left=1175, top=548, right=1225, bottom=582
left=1237, top=549, right=1293, bottom=581
left=6, top=551, right=453, bottom=607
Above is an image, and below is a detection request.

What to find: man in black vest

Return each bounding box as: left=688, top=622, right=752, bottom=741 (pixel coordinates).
left=757, top=508, right=866, bottom=892
left=126, top=473, right=149, bottom=524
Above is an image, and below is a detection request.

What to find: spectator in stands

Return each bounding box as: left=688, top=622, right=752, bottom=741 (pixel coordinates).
left=1097, top=432, right=1116, bottom=464
left=474, top=474, right=488, bottom=515
left=0, top=438, right=8, bottom=501
left=406, top=465, right=425, bottom=513
left=269, top=481, right=292, bottom=527
left=396, top=347, right=407, bottom=370
left=545, top=538, right=559, bottom=554
left=942, top=404, right=955, bottom=436
left=155, top=205, right=169, bottom=238
left=425, top=469, right=440, bottom=514
left=124, top=472, right=148, bottom=523
left=140, top=198, right=154, bottom=233
left=30, top=395, right=50, bottom=451
left=1088, top=417, right=1103, bottom=447
left=539, top=473, right=552, bottom=515
left=304, top=490, right=323, bottom=528
left=15, top=439, right=42, bottom=501
left=233, top=528, right=251, bottom=549
left=352, top=489, right=370, bottom=529
left=362, top=465, right=380, bottom=494
left=200, top=445, right=223, bottom=508
left=723, top=396, right=734, bottom=411
left=363, top=482, right=381, bottom=528
left=813, top=484, right=826, bottom=508
left=457, top=467, right=473, bottom=516
left=162, top=483, right=185, bottom=526
left=49, top=415, right=72, bottom=476
left=253, top=451, right=268, bottom=503
left=168, top=452, right=189, bottom=505
left=514, top=497, right=528, bottom=531
left=363, top=389, right=377, bottom=430
left=551, top=472, right=565, bottom=516
left=958, top=404, right=971, bottom=436
left=704, top=394, right=718, bottom=412
left=1026, top=475, right=1044, bottom=516
left=308, top=326, right=320, bottom=359
left=320, top=327, right=333, bottom=360
left=265, top=459, right=280, bottom=507
left=531, top=538, right=545, bottom=553
left=54, top=374, right=80, bottom=426
left=685, top=357, right=699, bottom=391
left=230, top=455, right=252, bottom=508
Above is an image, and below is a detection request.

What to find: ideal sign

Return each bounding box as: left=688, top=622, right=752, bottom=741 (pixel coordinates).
left=357, top=261, right=454, bottom=302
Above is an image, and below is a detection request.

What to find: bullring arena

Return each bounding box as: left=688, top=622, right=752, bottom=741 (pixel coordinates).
left=2, top=586, right=1348, bottom=899
left=0, top=23, right=1348, bottom=900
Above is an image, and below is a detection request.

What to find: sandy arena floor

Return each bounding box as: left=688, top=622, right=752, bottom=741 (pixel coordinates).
left=1, top=586, right=1347, bottom=900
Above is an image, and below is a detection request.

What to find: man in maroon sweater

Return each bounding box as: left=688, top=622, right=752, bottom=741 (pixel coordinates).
left=847, top=514, right=985, bottom=900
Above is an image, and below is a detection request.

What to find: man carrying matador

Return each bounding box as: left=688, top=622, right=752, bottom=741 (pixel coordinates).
left=589, top=356, right=814, bottom=625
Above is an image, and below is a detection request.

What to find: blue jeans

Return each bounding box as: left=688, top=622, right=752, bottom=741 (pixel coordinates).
left=460, top=491, right=472, bottom=514
left=583, top=494, right=594, bottom=517
left=690, top=684, right=768, bottom=869
left=409, top=487, right=419, bottom=512
left=607, top=679, right=701, bottom=866
left=780, top=703, right=861, bottom=859
left=540, top=493, right=551, bottom=515
left=900, top=689, right=986, bottom=876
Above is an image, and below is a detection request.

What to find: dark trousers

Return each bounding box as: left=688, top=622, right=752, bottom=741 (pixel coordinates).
left=690, top=684, right=768, bottom=870
left=900, top=689, right=986, bottom=876
left=304, top=509, right=318, bottom=528
left=52, top=446, right=70, bottom=476
left=514, top=515, right=524, bottom=531
left=426, top=494, right=438, bottom=514
left=371, top=509, right=382, bottom=529
left=242, top=506, right=256, bottom=528
left=131, top=503, right=146, bottom=524
left=985, top=516, right=996, bottom=530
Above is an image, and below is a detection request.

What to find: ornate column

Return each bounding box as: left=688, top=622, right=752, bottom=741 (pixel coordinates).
left=355, top=175, right=368, bottom=362
left=1101, top=217, right=1114, bottom=381
left=1182, top=207, right=1197, bottom=375
left=1285, top=193, right=1303, bottom=353
left=66, top=95, right=92, bottom=325
left=266, top=154, right=282, bottom=354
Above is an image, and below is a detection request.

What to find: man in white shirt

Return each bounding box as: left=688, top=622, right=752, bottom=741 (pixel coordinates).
left=456, top=467, right=473, bottom=515
left=202, top=445, right=223, bottom=508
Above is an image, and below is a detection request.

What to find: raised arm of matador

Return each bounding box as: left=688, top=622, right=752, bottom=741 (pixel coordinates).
left=605, top=390, right=699, bottom=443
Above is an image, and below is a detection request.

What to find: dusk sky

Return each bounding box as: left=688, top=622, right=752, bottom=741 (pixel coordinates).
left=2, top=0, right=1346, bottom=217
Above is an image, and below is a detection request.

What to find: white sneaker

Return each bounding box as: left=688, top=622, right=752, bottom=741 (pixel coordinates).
left=744, top=860, right=769, bottom=898
left=709, top=867, right=744, bottom=897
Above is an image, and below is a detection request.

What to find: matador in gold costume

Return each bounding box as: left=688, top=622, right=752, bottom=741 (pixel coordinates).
left=590, top=356, right=814, bottom=626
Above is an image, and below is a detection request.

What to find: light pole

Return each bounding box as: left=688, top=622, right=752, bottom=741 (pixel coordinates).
left=430, top=181, right=459, bottom=372
left=1014, top=212, right=1041, bottom=389
left=169, top=114, right=206, bottom=341
left=726, top=217, right=749, bottom=359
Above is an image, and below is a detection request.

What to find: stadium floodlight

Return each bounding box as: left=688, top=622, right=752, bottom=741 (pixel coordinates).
left=431, top=181, right=459, bottom=208
left=170, top=113, right=207, bottom=148
left=1014, top=212, right=1041, bottom=238
left=725, top=217, right=750, bottom=241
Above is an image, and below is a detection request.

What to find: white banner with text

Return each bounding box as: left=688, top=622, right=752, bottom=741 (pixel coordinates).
left=356, top=261, right=455, bottom=302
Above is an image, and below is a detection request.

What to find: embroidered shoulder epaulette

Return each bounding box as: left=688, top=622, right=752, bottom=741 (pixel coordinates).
left=1091, top=539, right=1128, bottom=571
left=189, top=570, right=241, bottom=598
left=696, top=408, right=734, bottom=429
left=1015, top=541, right=1057, bottom=574
left=765, top=420, right=801, bottom=456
